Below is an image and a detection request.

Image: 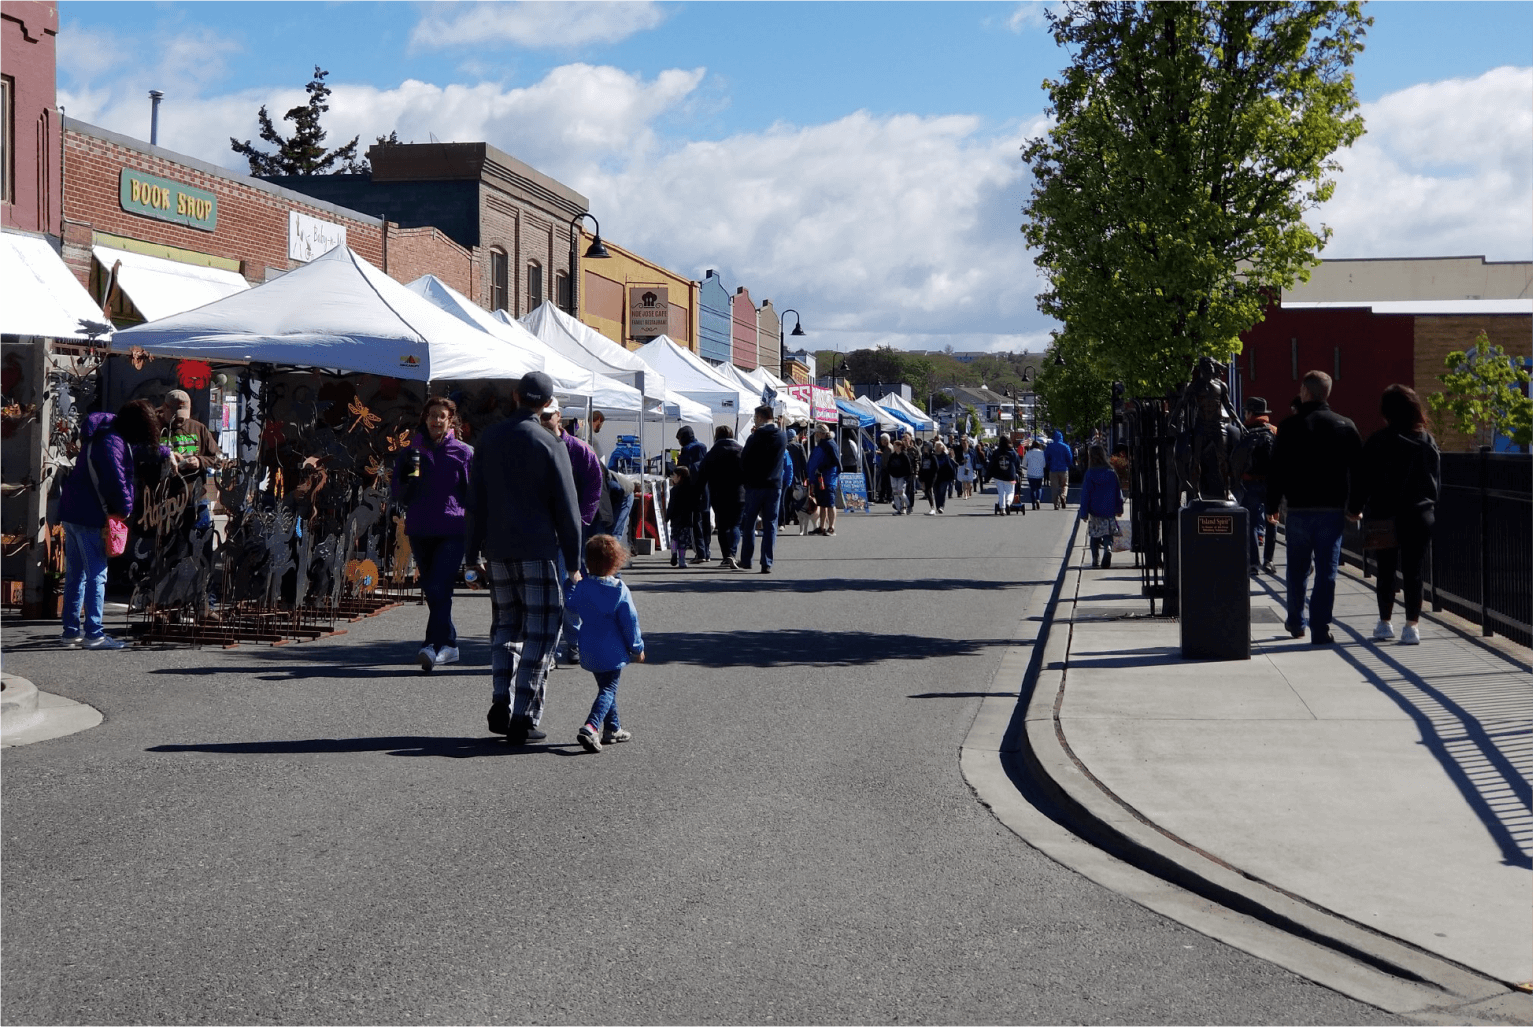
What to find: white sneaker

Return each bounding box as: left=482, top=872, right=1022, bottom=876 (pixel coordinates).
left=924, top=509, right=935, bottom=516
left=434, top=645, right=460, bottom=665
left=61, top=631, right=84, bottom=648
left=83, top=633, right=125, bottom=650
left=1372, top=620, right=1395, bottom=641
left=417, top=645, right=436, bottom=672
left=1400, top=624, right=1421, bottom=645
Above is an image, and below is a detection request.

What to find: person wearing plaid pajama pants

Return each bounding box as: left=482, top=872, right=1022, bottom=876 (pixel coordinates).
left=466, top=372, right=584, bottom=746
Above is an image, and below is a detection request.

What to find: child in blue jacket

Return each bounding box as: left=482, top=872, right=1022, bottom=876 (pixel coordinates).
left=566, top=533, right=646, bottom=752
left=1078, top=444, right=1125, bottom=569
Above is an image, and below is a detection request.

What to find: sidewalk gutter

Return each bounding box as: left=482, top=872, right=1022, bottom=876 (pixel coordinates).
left=961, top=521, right=1532, bottom=1026
left=1, top=673, right=102, bottom=747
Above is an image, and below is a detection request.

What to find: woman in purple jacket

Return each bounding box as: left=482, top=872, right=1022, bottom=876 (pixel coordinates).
left=57, top=400, right=162, bottom=649
left=393, top=397, right=474, bottom=672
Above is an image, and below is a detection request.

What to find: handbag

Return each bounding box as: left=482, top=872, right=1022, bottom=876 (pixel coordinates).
left=85, top=439, right=130, bottom=556
left=1362, top=518, right=1397, bottom=550
left=1111, top=518, right=1131, bottom=552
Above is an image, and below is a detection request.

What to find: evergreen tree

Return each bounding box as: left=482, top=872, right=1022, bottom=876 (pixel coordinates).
left=1022, top=2, right=1370, bottom=401
left=230, top=66, right=362, bottom=176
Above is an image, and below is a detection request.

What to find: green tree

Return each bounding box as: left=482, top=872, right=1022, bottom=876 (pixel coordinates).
left=1032, top=330, right=1113, bottom=436
left=1021, top=2, right=1369, bottom=397
left=1425, top=332, right=1533, bottom=449
left=230, top=66, right=363, bottom=176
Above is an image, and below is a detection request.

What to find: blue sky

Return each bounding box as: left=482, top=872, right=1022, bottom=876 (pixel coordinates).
left=57, top=2, right=1535, bottom=353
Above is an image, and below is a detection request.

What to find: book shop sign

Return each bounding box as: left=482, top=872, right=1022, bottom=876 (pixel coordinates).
left=120, top=170, right=217, bottom=231
left=629, top=286, right=670, bottom=339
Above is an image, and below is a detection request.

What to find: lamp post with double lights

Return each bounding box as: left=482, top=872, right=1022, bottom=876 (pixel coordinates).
left=566, top=211, right=612, bottom=318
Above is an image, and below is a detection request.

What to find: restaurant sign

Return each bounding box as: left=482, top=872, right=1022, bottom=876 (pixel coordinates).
left=628, top=286, right=670, bottom=339
left=120, top=170, right=217, bottom=232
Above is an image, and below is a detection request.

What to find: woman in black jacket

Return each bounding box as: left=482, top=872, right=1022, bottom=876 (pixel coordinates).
left=1351, top=385, right=1440, bottom=646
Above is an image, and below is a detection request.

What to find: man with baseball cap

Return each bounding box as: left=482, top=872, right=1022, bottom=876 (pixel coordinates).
left=159, top=388, right=222, bottom=529
left=466, top=371, right=583, bottom=744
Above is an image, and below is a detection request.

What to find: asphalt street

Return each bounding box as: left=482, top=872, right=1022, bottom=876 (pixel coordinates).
left=1, top=489, right=1405, bottom=1025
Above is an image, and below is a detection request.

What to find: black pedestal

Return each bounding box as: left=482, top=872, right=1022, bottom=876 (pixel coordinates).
left=1178, top=499, right=1251, bottom=660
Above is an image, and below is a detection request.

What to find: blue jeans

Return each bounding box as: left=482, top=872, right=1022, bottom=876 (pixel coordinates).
left=584, top=668, right=622, bottom=732
left=62, top=521, right=109, bottom=638
left=607, top=491, right=634, bottom=548
left=1284, top=511, right=1345, bottom=637
left=409, top=534, right=463, bottom=649
left=1027, top=477, right=1045, bottom=505
left=738, top=487, right=779, bottom=569
left=714, top=509, right=742, bottom=561
left=1236, top=485, right=1266, bottom=569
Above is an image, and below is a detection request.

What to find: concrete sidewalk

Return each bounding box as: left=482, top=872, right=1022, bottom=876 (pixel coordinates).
left=1029, top=527, right=1532, bottom=1014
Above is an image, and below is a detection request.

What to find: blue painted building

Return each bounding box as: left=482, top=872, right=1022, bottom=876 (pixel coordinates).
left=698, top=270, right=733, bottom=366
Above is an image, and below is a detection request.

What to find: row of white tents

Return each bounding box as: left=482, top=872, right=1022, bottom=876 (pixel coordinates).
left=7, top=238, right=934, bottom=453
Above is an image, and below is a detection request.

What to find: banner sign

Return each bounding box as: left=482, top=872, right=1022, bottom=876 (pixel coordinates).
left=289, top=211, right=347, bottom=262
left=120, top=169, right=217, bottom=231
left=788, top=384, right=839, bottom=423
left=629, top=286, right=670, bottom=339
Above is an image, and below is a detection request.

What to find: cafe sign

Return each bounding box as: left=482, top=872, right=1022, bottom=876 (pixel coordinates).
left=120, top=169, right=217, bottom=231
left=628, top=286, right=670, bottom=339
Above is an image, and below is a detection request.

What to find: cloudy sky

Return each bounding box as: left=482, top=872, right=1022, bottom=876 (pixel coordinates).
left=58, top=1, right=1534, bottom=354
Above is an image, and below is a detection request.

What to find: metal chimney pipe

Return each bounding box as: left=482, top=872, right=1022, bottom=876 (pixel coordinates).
left=149, top=90, right=164, bottom=145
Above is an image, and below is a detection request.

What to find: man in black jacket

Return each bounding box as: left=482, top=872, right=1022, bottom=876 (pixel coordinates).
left=696, top=425, right=746, bottom=569
left=737, top=405, right=787, bottom=573
left=1266, top=370, right=1363, bottom=645
left=467, top=372, right=582, bottom=743
left=676, top=425, right=711, bottom=564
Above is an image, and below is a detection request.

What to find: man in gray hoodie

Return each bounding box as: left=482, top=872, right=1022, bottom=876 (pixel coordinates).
left=467, top=372, right=583, bottom=744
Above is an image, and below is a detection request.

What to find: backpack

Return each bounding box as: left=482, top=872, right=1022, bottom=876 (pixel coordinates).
left=988, top=447, right=1010, bottom=478
left=1231, top=424, right=1274, bottom=480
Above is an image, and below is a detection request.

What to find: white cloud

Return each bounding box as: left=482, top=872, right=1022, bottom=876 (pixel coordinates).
left=1312, top=66, right=1533, bottom=262
left=1006, top=3, right=1058, bottom=33
left=410, top=1, right=670, bottom=50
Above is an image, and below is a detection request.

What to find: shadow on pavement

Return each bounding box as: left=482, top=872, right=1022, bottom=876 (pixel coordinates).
left=146, top=735, right=577, bottom=759
left=643, top=628, right=1014, bottom=668
left=622, top=575, right=1057, bottom=595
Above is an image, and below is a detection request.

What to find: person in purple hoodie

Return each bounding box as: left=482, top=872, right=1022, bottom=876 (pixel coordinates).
left=57, top=400, right=163, bottom=649
left=392, top=397, right=474, bottom=672
left=541, top=406, right=603, bottom=666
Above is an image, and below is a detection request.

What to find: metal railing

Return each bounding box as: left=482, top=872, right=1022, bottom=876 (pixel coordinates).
left=1124, top=397, right=1181, bottom=616
left=1345, top=448, right=1531, bottom=647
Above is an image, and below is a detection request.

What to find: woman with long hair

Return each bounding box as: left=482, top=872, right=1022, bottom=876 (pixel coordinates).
left=1351, top=385, right=1440, bottom=645
left=57, top=399, right=163, bottom=649
left=392, top=396, right=474, bottom=671
left=1077, top=444, right=1124, bottom=568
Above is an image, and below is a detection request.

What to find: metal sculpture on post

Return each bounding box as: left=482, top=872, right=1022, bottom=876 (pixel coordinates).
left=1170, top=355, right=1241, bottom=502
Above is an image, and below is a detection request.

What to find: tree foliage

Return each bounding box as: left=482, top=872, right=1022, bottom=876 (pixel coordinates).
left=814, top=347, right=1046, bottom=410
left=1425, top=332, right=1533, bottom=449
left=230, top=67, right=364, bottom=176
left=1031, top=331, right=1113, bottom=433
left=1022, top=1, right=1370, bottom=407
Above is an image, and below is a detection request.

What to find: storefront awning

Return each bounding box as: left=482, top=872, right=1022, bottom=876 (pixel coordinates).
left=1, top=232, right=112, bottom=341
left=93, top=244, right=250, bottom=322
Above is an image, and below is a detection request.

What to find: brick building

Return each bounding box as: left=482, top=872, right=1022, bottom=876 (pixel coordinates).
left=267, top=142, right=588, bottom=322
left=731, top=286, right=759, bottom=369
left=61, top=120, right=472, bottom=324
left=757, top=298, right=780, bottom=373
left=1, top=1, right=61, bottom=239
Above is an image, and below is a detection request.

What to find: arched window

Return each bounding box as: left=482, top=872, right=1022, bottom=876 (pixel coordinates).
left=555, top=270, right=572, bottom=312
left=527, top=260, right=543, bottom=312
left=490, top=248, right=508, bottom=312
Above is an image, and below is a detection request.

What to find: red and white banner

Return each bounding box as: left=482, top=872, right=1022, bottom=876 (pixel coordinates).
left=787, top=384, right=838, bottom=422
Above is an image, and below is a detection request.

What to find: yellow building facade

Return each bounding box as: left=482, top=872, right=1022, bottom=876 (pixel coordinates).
left=576, top=232, right=698, bottom=353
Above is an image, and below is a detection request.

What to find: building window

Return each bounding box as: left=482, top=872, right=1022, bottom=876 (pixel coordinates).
left=490, top=248, right=508, bottom=312
left=556, top=271, right=572, bottom=312
left=527, top=260, right=543, bottom=312
left=1, top=76, right=13, bottom=205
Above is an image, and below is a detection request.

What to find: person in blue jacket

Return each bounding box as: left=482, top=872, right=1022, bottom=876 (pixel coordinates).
left=1045, top=429, right=1076, bottom=509
left=804, top=425, right=841, bottom=535
left=57, top=400, right=164, bottom=649
left=567, top=533, right=645, bottom=753
left=1078, top=444, right=1125, bottom=568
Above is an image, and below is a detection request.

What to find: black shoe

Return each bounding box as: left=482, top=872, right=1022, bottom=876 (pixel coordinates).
left=506, top=713, right=546, bottom=744
left=487, top=701, right=510, bottom=735
left=1262, top=561, right=1277, bottom=575
left=1288, top=626, right=1306, bottom=639
left=760, top=565, right=771, bottom=574
left=669, top=551, right=679, bottom=567
left=1101, top=552, right=1111, bottom=569
left=1311, top=631, right=1335, bottom=646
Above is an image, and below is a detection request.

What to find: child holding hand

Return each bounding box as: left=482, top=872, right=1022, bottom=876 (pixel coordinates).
left=566, top=533, right=646, bottom=753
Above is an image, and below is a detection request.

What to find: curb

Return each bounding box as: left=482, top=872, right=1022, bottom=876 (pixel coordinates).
left=0, top=673, right=103, bottom=747
left=961, top=524, right=1532, bottom=1025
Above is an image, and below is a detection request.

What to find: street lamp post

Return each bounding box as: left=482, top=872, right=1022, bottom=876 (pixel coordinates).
left=780, top=308, right=805, bottom=363
left=566, top=211, right=611, bottom=318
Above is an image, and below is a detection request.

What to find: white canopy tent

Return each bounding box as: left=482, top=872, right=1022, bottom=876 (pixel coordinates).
left=633, top=335, right=760, bottom=434
left=114, top=247, right=543, bottom=382
left=517, top=302, right=666, bottom=402
left=741, top=366, right=813, bottom=422
left=849, top=395, right=905, bottom=434
left=876, top=391, right=937, bottom=432
left=92, top=244, right=250, bottom=322
left=404, top=275, right=596, bottom=396
left=1, top=232, right=112, bottom=341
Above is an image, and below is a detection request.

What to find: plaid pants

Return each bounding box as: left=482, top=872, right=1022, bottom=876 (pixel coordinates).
left=486, top=559, right=565, bottom=725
